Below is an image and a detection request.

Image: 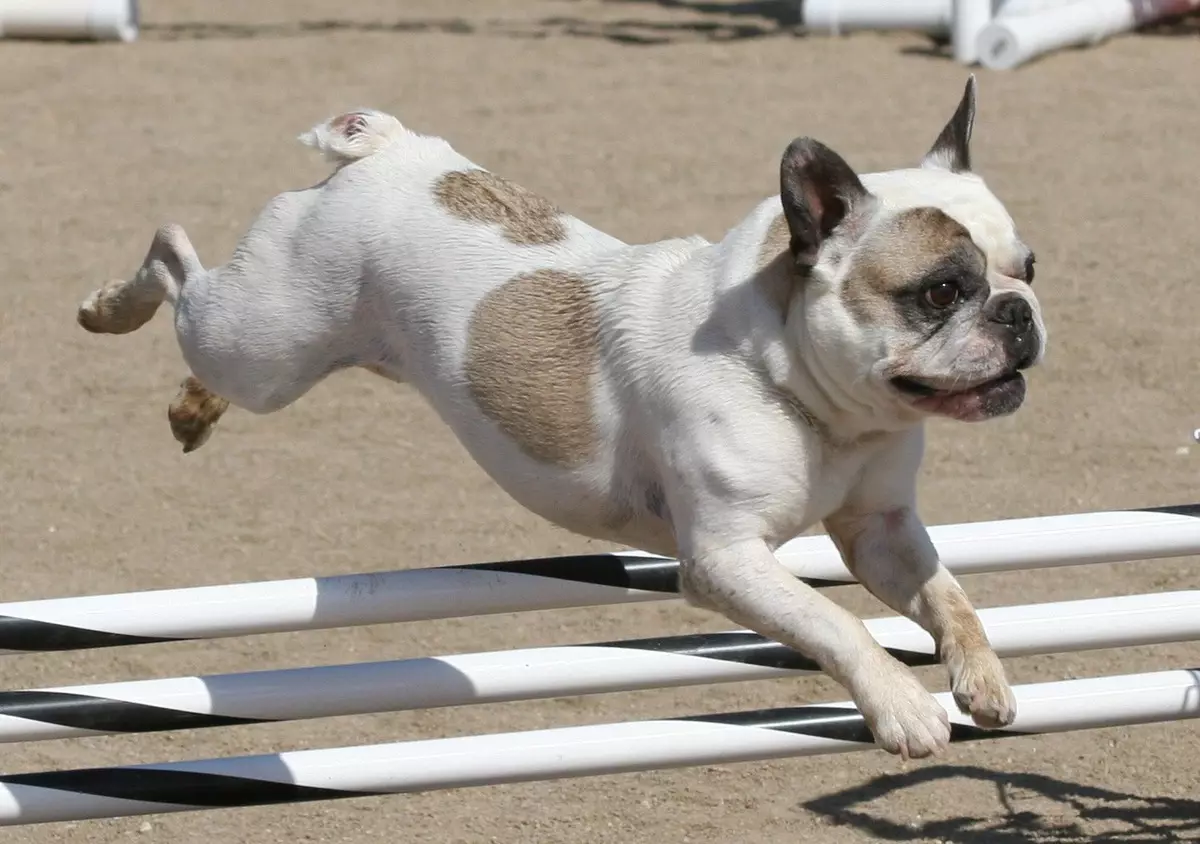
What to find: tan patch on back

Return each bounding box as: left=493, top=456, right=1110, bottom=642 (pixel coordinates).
left=434, top=169, right=567, bottom=245
left=841, top=206, right=981, bottom=324
left=466, top=269, right=600, bottom=466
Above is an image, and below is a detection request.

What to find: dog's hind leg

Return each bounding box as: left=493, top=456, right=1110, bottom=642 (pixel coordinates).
left=79, top=225, right=234, bottom=452
left=80, top=111, right=406, bottom=453
left=168, top=376, right=231, bottom=453
left=77, top=224, right=198, bottom=335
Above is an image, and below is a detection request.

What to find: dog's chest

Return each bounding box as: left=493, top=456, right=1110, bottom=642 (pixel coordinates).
left=755, top=439, right=888, bottom=548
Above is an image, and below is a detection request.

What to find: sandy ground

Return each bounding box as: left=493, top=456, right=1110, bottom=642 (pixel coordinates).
left=2, top=0, right=1200, bottom=840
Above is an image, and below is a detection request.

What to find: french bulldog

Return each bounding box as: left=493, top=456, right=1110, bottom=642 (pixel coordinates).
left=78, top=75, right=1043, bottom=759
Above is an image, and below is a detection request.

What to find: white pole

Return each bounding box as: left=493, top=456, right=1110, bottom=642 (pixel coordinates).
left=800, top=0, right=1075, bottom=36
left=0, top=590, right=1196, bottom=743
left=996, top=0, right=1086, bottom=14
left=802, top=0, right=953, bottom=34
left=978, top=0, right=1200, bottom=70
left=952, top=0, right=995, bottom=63
left=0, top=668, right=1196, bottom=826
left=0, top=0, right=137, bottom=42
left=1, top=504, right=1199, bottom=653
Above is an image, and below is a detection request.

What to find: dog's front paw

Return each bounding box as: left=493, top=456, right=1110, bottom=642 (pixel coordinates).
left=856, top=666, right=950, bottom=760
left=77, top=279, right=161, bottom=335
left=168, top=376, right=231, bottom=453
left=946, top=647, right=1016, bottom=728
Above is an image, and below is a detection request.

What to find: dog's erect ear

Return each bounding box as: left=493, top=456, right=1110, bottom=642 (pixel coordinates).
left=922, top=75, right=977, bottom=173
left=779, top=137, right=870, bottom=269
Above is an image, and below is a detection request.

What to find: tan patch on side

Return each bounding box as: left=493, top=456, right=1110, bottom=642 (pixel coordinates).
left=167, top=376, right=231, bottom=454
left=841, top=206, right=982, bottom=324
left=465, top=269, right=600, bottom=467
left=434, top=169, right=567, bottom=245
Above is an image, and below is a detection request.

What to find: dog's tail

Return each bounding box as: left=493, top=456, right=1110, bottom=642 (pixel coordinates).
left=298, top=109, right=406, bottom=165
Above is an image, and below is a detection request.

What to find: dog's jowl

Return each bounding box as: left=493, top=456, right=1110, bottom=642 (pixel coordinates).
left=79, top=77, right=1044, bottom=761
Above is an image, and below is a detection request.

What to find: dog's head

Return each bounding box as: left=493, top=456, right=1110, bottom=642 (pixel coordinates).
left=780, top=76, right=1044, bottom=425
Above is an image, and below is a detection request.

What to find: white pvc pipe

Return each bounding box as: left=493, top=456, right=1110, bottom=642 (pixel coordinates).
left=997, top=0, right=1086, bottom=14
left=978, top=0, right=1200, bottom=70
left=1, top=668, right=1196, bottom=826
left=802, top=0, right=953, bottom=33
left=1, top=504, right=1199, bottom=652
left=0, top=0, right=137, bottom=42
left=801, top=0, right=1074, bottom=35
left=0, top=590, right=1196, bottom=743
left=953, top=0, right=995, bottom=62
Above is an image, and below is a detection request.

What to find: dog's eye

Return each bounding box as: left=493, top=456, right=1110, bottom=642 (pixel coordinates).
left=924, top=281, right=960, bottom=309
left=1024, top=254, right=1036, bottom=284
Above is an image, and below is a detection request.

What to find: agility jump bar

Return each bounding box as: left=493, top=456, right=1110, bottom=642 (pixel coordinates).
left=0, top=504, right=1196, bottom=654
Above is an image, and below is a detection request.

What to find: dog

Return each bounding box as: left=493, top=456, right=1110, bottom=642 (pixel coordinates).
left=78, top=76, right=1044, bottom=760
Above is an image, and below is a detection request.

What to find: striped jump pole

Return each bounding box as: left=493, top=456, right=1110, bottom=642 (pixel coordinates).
left=0, top=589, right=1197, bottom=743
left=1, top=668, right=1197, bottom=826
left=1, top=503, right=1198, bottom=653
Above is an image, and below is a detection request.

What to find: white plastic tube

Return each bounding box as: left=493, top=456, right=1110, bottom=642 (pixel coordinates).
left=953, top=0, right=995, bottom=63
left=802, top=0, right=953, bottom=33
left=0, top=0, right=137, bottom=42
left=0, top=590, right=1195, bottom=744
left=997, top=0, right=1084, bottom=14
left=978, top=0, right=1200, bottom=70
left=0, top=669, right=1197, bottom=826
left=1, top=504, right=1199, bottom=653
left=801, top=0, right=1075, bottom=35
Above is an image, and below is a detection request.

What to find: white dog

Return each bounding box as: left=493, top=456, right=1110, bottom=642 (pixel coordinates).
left=79, top=76, right=1044, bottom=760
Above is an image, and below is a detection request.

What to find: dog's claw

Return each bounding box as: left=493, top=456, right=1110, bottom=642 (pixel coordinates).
left=168, top=376, right=231, bottom=453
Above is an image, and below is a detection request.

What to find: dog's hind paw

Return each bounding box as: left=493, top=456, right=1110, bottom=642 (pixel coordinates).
left=168, top=376, right=231, bottom=453
left=77, top=278, right=162, bottom=335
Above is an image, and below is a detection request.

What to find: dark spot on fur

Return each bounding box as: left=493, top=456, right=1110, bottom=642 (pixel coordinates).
left=644, top=482, right=668, bottom=520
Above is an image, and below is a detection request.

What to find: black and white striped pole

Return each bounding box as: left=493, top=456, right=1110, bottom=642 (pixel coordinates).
left=0, top=668, right=1196, bottom=826
left=0, top=589, right=1195, bottom=743
left=0, top=504, right=1197, bottom=654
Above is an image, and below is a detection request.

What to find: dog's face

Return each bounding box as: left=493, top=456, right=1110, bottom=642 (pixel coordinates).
left=780, top=77, right=1044, bottom=425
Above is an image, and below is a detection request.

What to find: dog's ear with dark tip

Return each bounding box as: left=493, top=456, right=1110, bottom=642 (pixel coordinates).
left=922, top=75, right=977, bottom=173
left=779, top=137, right=870, bottom=269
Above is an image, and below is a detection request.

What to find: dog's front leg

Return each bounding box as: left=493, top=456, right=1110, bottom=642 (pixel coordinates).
left=824, top=506, right=1017, bottom=730
left=679, top=537, right=951, bottom=759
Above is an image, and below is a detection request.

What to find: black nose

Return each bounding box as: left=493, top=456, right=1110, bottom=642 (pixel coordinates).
left=989, top=294, right=1038, bottom=368
left=989, top=295, right=1033, bottom=335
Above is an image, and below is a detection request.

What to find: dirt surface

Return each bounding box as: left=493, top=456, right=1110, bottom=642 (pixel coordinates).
left=3, top=1, right=1200, bottom=841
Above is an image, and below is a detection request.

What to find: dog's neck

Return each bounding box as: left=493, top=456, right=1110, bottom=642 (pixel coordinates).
left=708, top=201, right=923, bottom=446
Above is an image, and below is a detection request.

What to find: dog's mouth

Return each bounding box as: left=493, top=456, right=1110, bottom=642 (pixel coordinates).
left=890, top=372, right=1026, bottom=421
